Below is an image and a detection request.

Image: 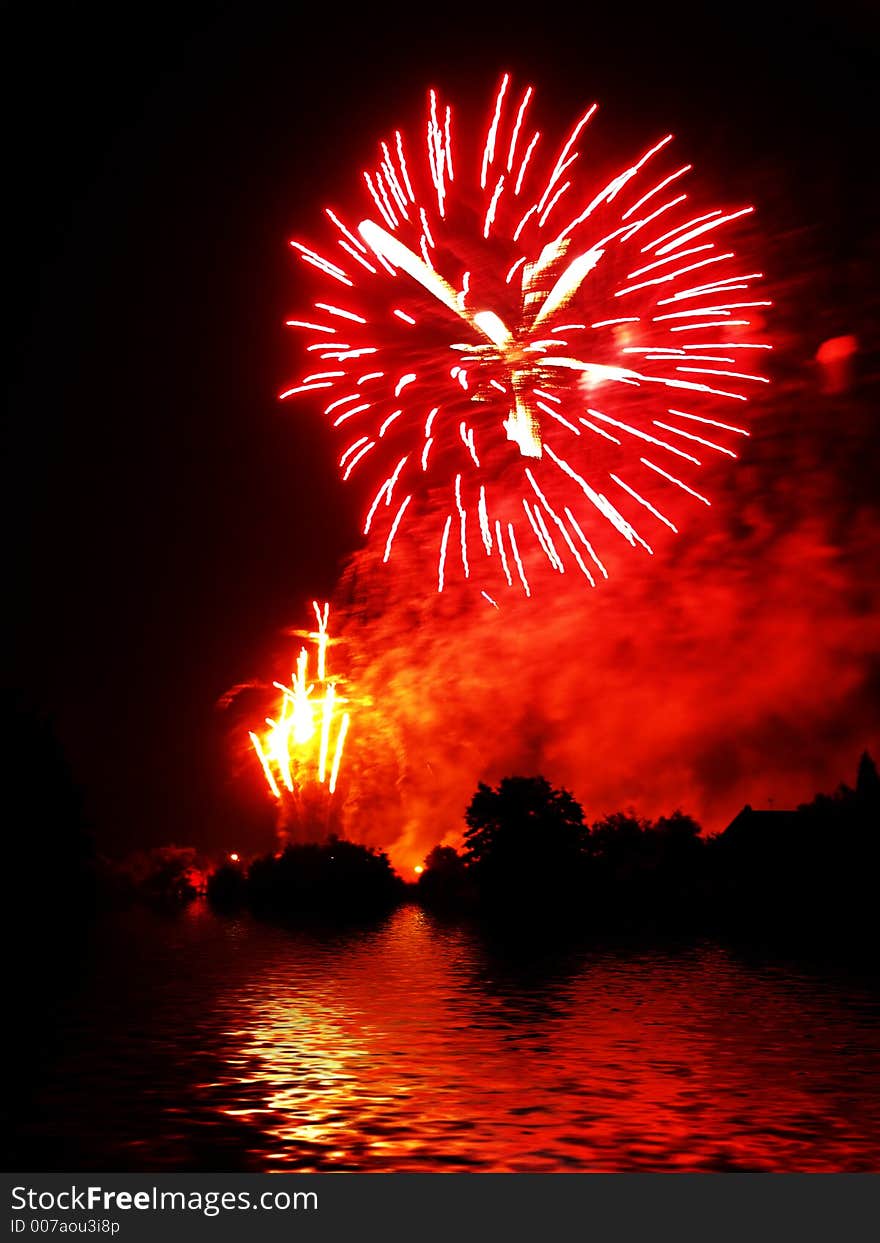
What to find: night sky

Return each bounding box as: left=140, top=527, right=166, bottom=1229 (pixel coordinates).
left=6, top=4, right=878, bottom=866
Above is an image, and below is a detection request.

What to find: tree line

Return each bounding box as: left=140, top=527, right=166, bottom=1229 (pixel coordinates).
left=202, top=757, right=878, bottom=949
left=7, top=691, right=876, bottom=950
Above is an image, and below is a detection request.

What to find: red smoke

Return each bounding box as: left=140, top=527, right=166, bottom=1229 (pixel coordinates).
left=329, top=363, right=879, bottom=874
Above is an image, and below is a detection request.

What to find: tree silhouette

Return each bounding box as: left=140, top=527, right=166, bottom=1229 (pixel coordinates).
left=424, top=844, right=464, bottom=873
left=463, top=776, right=588, bottom=908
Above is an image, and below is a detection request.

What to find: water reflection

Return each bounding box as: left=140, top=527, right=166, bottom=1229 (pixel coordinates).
left=13, top=903, right=880, bottom=1171
left=205, top=907, right=880, bottom=1171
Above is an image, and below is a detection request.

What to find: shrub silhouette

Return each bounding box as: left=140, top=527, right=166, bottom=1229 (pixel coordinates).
left=206, top=861, right=247, bottom=909
left=416, top=845, right=471, bottom=907
left=229, top=836, right=404, bottom=919
left=124, top=846, right=203, bottom=906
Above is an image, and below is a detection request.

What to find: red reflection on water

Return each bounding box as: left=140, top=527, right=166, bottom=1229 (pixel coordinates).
left=208, top=907, right=880, bottom=1171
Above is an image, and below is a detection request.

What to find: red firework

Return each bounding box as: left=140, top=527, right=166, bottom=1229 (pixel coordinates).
left=281, top=75, right=770, bottom=601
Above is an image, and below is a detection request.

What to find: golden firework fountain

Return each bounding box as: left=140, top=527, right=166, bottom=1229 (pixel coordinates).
left=249, top=602, right=351, bottom=840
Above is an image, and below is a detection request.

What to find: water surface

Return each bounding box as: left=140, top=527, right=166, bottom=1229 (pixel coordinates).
left=14, top=903, right=880, bottom=1171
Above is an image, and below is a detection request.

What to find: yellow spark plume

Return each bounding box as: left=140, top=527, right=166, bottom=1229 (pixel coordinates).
left=249, top=602, right=350, bottom=800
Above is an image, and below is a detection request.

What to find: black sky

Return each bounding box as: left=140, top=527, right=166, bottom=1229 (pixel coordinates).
left=5, top=2, right=877, bottom=856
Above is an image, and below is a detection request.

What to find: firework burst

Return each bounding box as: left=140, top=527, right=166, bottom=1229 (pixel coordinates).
left=249, top=602, right=351, bottom=800
left=282, top=75, right=770, bottom=600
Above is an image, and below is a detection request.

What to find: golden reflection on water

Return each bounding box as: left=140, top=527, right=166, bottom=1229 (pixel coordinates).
left=221, top=999, right=388, bottom=1163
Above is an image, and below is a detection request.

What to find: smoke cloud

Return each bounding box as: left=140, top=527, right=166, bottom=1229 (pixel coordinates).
left=331, top=369, right=879, bottom=873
